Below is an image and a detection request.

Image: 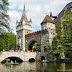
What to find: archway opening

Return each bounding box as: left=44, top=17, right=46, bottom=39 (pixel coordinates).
left=41, top=56, right=45, bottom=60
left=29, top=40, right=40, bottom=52
left=29, top=58, right=35, bottom=62
left=1, top=56, right=23, bottom=63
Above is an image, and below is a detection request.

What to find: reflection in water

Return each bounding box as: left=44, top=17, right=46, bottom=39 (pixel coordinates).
left=60, top=63, right=65, bottom=72
left=0, top=61, right=72, bottom=72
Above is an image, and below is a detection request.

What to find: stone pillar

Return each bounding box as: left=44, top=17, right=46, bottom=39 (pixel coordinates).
left=41, top=33, right=44, bottom=52
left=21, top=29, right=25, bottom=51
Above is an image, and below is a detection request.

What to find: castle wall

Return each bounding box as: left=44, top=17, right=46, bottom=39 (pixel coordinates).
left=41, top=29, right=49, bottom=52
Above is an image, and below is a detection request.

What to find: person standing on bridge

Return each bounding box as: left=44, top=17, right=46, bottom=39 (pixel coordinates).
left=15, top=60, right=16, bottom=63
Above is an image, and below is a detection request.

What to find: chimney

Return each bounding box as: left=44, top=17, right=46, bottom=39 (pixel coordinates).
left=50, top=12, right=52, bottom=17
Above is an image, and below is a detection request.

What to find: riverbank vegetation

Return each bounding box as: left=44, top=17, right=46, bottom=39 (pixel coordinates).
left=0, top=32, right=16, bottom=51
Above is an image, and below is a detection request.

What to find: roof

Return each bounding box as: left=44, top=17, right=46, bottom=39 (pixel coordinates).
left=25, top=31, right=41, bottom=38
left=21, top=11, right=28, bottom=22
left=41, top=15, right=55, bottom=24
left=54, top=2, right=72, bottom=23
left=20, top=5, right=28, bottom=22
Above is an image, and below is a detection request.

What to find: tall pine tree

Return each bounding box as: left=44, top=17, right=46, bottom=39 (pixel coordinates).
left=0, top=0, right=10, bottom=33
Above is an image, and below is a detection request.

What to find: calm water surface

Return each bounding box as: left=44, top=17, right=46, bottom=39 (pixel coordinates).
left=0, top=61, right=72, bottom=72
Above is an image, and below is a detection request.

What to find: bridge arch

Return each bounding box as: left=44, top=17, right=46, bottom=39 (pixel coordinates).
left=29, top=58, right=35, bottom=62
left=2, top=56, right=23, bottom=63
left=1, top=56, right=24, bottom=63
left=0, top=52, right=24, bottom=62
left=41, top=56, right=45, bottom=60
left=27, top=38, right=41, bottom=52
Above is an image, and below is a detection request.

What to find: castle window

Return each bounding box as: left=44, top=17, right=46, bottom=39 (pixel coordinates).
left=70, top=6, right=72, bottom=11
left=18, top=36, right=21, bottom=44
left=70, top=6, right=72, bottom=8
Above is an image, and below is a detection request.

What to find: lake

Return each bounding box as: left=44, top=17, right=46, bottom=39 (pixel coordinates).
left=0, top=61, right=72, bottom=72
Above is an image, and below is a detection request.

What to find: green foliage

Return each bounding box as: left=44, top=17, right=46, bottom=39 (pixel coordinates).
left=46, top=45, right=51, bottom=50
left=50, top=49, right=64, bottom=56
left=32, top=47, right=35, bottom=51
left=50, top=11, right=72, bottom=56
left=0, top=0, right=10, bottom=33
left=0, top=32, right=16, bottom=51
left=36, top=47, right=40, bottom=52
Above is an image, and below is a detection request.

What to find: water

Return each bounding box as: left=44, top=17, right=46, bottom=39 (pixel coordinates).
left=0, top=61, right=72, bottom=72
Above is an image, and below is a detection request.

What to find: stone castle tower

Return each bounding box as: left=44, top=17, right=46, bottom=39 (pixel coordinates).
left=16, top=5, right=32, bottom=51
left=16, top=4, right=56, bottom=52
left=41, top=15, right=56, bottom=52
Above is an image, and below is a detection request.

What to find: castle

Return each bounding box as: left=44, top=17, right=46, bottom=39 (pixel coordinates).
left=16, top=2, right=72, bottom=52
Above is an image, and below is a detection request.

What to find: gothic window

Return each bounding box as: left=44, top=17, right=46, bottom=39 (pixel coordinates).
left=18, top=36, right=21, bottom=44
left=21, top=21, right=22, bottom=24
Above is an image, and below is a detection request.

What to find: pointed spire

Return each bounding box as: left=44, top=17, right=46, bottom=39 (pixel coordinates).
left=16, top=19, right=18, bottom=23
left=20, top=4, right=28, bottom=22
left=16, top=19, right=18, bottom=25
left=23, top=4, right=25, bottom=12
left=30, top=18, right=32, bottom=22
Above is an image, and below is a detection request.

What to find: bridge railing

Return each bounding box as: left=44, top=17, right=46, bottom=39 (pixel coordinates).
left=1, top=51, right=41, bottom=53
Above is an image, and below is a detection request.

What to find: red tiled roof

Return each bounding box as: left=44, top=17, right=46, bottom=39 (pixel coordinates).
left=25, top=31, right=41, bottom=38
left=41, top=15, right=55, bottom=24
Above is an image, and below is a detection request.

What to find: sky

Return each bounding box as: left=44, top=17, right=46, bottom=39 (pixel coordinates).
left=8, top=0, right=72, bottom=34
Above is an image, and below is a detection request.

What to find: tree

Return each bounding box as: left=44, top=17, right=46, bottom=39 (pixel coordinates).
left=50, top=11, right=72, bottom=58
left=0, top=0, right=10, bottom=33
left=0, top=32, right=16, bottom=51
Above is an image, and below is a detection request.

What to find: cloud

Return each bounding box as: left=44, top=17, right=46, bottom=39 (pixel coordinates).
left=8, top=0, right=72, bottom=34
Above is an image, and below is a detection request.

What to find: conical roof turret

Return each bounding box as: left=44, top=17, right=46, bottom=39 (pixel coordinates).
left=41, top=15, right=55, bottom=24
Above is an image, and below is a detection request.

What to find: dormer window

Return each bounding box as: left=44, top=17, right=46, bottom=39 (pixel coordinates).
left=70, top=6, right=72, bottom=8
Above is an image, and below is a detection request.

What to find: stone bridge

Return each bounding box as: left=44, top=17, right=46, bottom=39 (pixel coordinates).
left=0, top=52, right=47, bottom=62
